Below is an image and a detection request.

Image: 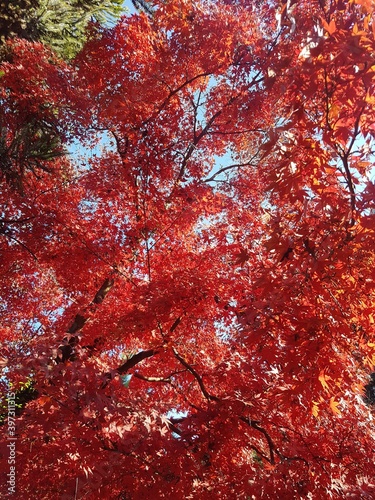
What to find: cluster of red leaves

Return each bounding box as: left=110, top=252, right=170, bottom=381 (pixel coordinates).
left=1, top=0, right=375, bottom=498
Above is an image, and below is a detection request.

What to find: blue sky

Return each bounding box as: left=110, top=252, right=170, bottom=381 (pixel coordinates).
left=122, top=0, right=137, bottom=15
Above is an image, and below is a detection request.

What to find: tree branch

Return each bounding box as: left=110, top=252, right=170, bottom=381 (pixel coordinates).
left=2, top=233, right=38, bottom=260
left=336, top=108, right=364, bottom=225
left=176, top=108, right=223, bottom=183
left=0, top=216, right=36, bottom=224
left=133, top=368, right=187, bottom=383
left=172, top=348, right=219, bottom=402
left=133, top=372, right=170, bottom=383
left=240, top=416, right=278, bottom=465
left=116, top=349, right=159, bottom=375
left=144, top=72, right=211, bottom=128
left=204, top=160, right=256, bottom=183
left=55, top=276, right=116, bottom=362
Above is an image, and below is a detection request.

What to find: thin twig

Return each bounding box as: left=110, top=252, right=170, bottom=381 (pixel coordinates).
left=3, top=233, right=37, bottom=260
left=173, top=348, right=219, bottom=402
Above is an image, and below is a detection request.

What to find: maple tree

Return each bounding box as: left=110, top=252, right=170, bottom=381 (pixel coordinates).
left=1, top=0, right=375, bottom=497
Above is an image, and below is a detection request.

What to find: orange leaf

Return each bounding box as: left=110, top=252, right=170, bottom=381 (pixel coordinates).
left=321, top=18, right=336, bottom=35
left=318, top=370, right=332, bottom=392
left=329, top=397, right=341, bottom=416
left=312, top=401, right=320, bottom=418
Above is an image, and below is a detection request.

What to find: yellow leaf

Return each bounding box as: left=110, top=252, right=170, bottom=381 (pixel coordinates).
left=318, top=370, right=332, bottom=392
left=312, top=401, right=320, bottom=418
left=329, top=397, right=341, bottom=416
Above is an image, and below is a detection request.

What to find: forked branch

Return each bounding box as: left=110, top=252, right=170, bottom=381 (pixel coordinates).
left=173, top=348, right=219, bottom=402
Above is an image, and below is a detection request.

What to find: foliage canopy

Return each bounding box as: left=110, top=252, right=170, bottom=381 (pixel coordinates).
left=1, top=0, right=375, bottom=498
